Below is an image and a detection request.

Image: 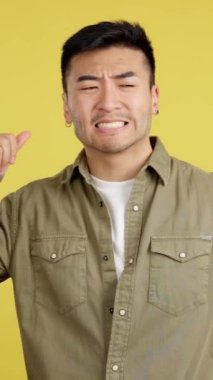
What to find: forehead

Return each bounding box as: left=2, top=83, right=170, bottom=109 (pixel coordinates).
left=67, top=46, right=150, bottom=78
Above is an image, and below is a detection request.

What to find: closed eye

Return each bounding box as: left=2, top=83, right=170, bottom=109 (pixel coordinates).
left=80, top=86, right=98, bottom=90
left=119, top=84, right=135, bottom=87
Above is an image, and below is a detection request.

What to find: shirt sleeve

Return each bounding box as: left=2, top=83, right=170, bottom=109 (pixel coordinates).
left=0, top=193, right=15, bottom=282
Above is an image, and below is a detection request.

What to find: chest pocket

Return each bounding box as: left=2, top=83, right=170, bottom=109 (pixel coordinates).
left=31, top=235, right=87, bottom=314
left=148, top=236, right=212, bottom=316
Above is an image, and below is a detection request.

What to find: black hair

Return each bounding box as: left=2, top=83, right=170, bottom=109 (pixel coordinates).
left=61, top=20, right=155, bottom=92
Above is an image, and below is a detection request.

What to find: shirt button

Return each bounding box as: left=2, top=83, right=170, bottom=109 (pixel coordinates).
left=129, top=258, right=134, bottom=264
left=119, top=309, right=126, bottom=316
left=179, top=252, right=186, bottom=258
left=109, top=307, right=114, bottom=314
left=51, top=253, right=57, bottom=259
left=133, top=205, right=139, bottom=211
left=103, top=255, right=109, bottom=261
left=112, top=364, right=119, bottom=372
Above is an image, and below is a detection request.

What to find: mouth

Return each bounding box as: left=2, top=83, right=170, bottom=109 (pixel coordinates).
left=95, top=121, right=129, bottom=129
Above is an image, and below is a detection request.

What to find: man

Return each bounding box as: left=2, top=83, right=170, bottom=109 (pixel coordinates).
left=0, top=21, right=213, bottom=380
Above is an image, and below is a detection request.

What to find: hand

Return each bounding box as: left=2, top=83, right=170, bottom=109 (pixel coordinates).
left=0, top=131, right=31, bottom=175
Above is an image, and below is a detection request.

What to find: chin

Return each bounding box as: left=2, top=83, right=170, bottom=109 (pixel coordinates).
left=96, top=143, right=133, bottom=154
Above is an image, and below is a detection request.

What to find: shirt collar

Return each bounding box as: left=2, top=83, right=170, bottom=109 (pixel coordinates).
left=62, top=137, right=171, bottom=186
left=146, top=137, right=171, bottom=185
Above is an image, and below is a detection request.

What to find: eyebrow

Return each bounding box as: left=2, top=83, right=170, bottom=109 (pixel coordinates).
left=114, top=71, right=136, bottom=79
left=76, top=71, right=137, bottom=82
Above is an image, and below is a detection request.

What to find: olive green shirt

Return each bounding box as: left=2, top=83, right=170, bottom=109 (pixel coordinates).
left=1, top=137, right=213, bottom=380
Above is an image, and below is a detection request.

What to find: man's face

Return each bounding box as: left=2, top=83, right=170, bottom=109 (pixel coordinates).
left=63, top=46, right=159, bottom=155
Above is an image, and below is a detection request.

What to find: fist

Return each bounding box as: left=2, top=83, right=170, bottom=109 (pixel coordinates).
left=0, top=131, right=31, bottom=175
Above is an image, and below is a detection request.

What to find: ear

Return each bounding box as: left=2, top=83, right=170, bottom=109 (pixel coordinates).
left=151, top=85, right=160, bottom=114
left=62, top=93, right=72, bottom=124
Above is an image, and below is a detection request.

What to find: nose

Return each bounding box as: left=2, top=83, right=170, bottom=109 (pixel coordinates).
left=96, top=82, right=121, bottom=112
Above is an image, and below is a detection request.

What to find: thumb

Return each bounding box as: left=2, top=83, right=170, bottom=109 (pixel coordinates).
left=16, top=131, right=31, bottom=151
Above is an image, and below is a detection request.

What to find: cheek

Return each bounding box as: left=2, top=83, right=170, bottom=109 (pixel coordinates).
left=125, top=91, right=152, bottom=110
left=138, top=98, right=152, bottom=114
left=70, top=98, right=93, bottom=121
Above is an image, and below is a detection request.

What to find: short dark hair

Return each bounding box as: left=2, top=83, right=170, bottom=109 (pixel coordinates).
left=61, top=20, right=155, bottom=92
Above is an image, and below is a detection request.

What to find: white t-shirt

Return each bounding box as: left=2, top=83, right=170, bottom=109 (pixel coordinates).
left=91, top=176, right=134, bottom=279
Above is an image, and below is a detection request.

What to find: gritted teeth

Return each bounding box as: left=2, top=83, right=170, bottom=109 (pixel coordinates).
left=95, top=121, right=128, bottom=128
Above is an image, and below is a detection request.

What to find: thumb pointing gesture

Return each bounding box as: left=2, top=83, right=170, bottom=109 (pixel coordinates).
left=0, top=131, right=31, bottom=175
left=16, top=131, right=31, bottom=151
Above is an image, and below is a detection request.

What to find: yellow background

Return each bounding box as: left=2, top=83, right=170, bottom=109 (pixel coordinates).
left=0, top=0, right=213, bottom=377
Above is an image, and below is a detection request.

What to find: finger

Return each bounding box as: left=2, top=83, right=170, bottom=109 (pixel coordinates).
left=16, top=131, right=31, bottom=151
left=6, top=134, right=18, bottom=164
left=0, top=162, right=9, bottom=176
left=0, top=131, right=31, bottom=174
left=0, top=137, right=13, bottom=168
left=0, top=146, right=4, bottom=170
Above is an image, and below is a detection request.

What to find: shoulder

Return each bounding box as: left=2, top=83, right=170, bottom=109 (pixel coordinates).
left=2, top=164, right=74, bottom=206
left=170, top=156, right=213, bottom=189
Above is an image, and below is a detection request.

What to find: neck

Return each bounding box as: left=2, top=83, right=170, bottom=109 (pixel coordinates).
left=85, top=138, right=152, bottom=181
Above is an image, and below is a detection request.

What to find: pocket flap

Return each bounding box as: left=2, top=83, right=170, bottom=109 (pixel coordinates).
left=31, top=235, right=86, bottom=262
left=151, top=236, right=212, bottom=262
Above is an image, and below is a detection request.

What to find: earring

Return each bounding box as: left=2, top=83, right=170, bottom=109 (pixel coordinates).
left=65, top=122, right=72, bottom=128
left=154, top=109, right=159, bottom=115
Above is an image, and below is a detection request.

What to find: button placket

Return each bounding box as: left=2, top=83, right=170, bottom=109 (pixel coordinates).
left=112, top=364, right=119, bottom=372
left=106, top=178, right=147, bottom=378
left=103, top=255, right=109, bottom=261
left=119, top=309, right=126, bottom=316
left=133, top=204, right=139, bottom=212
